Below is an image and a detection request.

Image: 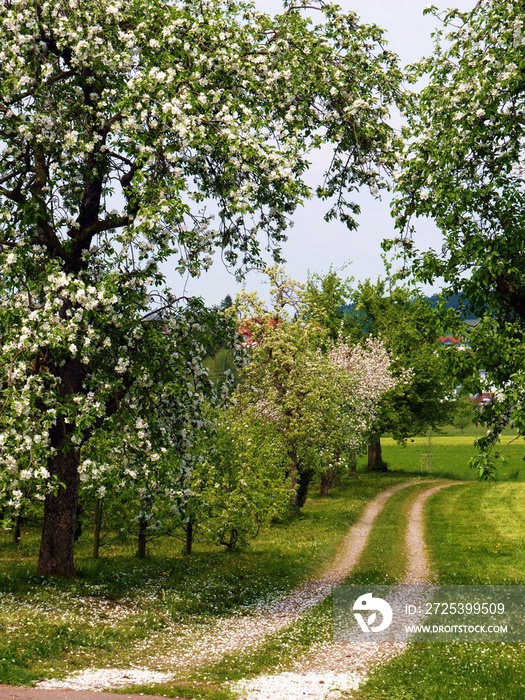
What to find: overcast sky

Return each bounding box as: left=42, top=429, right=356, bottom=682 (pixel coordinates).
left=168, top=0, right=477, bottom=305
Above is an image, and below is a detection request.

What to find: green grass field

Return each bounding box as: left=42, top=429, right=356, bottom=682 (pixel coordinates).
left=364, top=426, right=525, bottom=481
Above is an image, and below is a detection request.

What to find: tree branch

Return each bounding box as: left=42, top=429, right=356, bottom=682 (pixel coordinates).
left=81, top=215, right=131, bottom=237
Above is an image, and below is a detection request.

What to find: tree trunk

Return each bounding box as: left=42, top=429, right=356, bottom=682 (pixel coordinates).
left=297, top=468, right=314, bottom=508
left=367, top=438, right=385, bottom=471
left=12, top=513, right=21, bottom=543
left=93, top=498, right=103, bottom=559
left=38, top=449, right=80, bottom=578
left=349, top=450, right=357, bottom=478
left=74, top=502, right=83, bottom=542
left=185, top=521, right=193, bottom=555
left=320, top=469, right=336, bottom=496
left=288, top=449, right=299, bottom=507
left=137, top=515, right=147, bottom=559
left=37, top=356, right=85, bottom=577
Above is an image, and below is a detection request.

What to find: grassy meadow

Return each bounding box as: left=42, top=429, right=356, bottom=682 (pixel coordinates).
left=367, top=424, right=525, bottom=482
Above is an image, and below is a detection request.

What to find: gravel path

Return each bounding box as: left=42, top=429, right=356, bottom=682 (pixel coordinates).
left=234, top=480, right=458, bottom=700
left=404, top=482, right=456, bottom=584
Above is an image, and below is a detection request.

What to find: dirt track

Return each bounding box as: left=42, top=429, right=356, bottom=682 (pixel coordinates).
left=236, top=480, right=459, bottom=699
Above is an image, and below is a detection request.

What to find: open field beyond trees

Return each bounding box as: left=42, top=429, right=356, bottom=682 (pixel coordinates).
left=377, top=429, right=525, bottom=482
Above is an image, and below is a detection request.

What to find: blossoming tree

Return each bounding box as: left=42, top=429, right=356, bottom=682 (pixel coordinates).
left=0, top=0, right=401, bottom=575
left=230, top=269, right=401, bottom=506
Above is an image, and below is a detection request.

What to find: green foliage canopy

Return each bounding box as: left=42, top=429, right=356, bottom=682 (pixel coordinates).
left=390, top=0, right=525, bottom=463
left=346, top=280, right=456, bottom=442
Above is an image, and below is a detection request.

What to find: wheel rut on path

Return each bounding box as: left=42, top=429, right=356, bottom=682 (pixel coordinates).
left=404, top=481, right=457, bottom=584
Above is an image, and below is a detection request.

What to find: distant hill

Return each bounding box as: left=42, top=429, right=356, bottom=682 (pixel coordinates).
left=341, top=293, right=478, bottom=321
left=426, top=294, right=478, bottom=321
